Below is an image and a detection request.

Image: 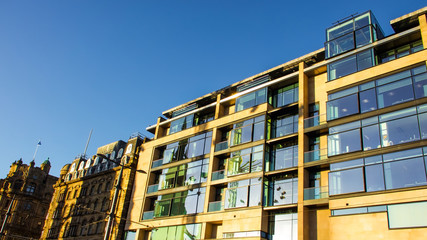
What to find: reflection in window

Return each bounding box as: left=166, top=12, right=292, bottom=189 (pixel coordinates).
left=154, top=188, right=205, bottom=217
left=162, top=132, right=212, bottom=165
left=273, top=114, right=298, bottom=138
left=328, top=129, right=361, bottom=156
left=158, top=159, right=209, bottom=190
left=266, top=174, right=298, bottom=206
left=236, top=88, right=267, bottom=112
left=225, top=178, right=262, bottom=209
left=268, top=210, right=298, bottom=240
left=327, top=94, right=359, bottom=120
left=329, top=168, right=365, bottom=195
left=230, top=116, right=265, bottom=146
left=270, top=144, right=298, bottom=171
left=150, top=224, right=202, bottom=240
left=227, top=145, right=263, bottom=176
left=274, top=83, right=299, bottom=108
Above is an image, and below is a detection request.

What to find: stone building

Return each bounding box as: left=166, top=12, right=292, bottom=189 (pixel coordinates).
left=41, top=135, right=145, bottom=240
left=0, top=158, right=58, bottom=240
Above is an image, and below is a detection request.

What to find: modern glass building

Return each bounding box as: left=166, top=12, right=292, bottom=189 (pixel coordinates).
left=126, top=6, right=427, bottom=240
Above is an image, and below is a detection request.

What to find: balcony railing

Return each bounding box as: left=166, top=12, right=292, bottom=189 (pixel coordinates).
left=151, top=159, right=163, bottom=168
left=208, top=201, right=223, bottom=212
left=304, top=186, right=329, bottom=200
left=304, top=113, right=326, bottom=128
left=211, top=170, right=225, bottom=181
left=147, top=184, right=159, bottom=194
left=304, top=148, right=328, bottom=163
left=142, top=210, right=155, bottom=220
left=215, top=141, right=229, bottom=152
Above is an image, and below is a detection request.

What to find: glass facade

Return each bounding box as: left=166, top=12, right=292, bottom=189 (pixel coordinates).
left=150, top=224, right=202, bottom=240
left=273, top=83, right=299, bottom=108
left=265, top=174, right=298, bottom=206
left=329, top=147, right=427, bottom=195
left=272, top=114, right=298, bottom=138
left=154, top=188, right=205, bottom=217
left=227, top=145, right=264, bottom=176
left=225, top=178, right=262, bottom=209
left=268, top=143, right=298, bottom=171
left=328, top=104, right=427, bottom=156
left=169, top=112, right=214, bottom=135
left=327, top=64, right=427, bottom=120
left=158, top=158, right=209, bottom=190
left=327, top=49, right=375, bottom=81
left=325, top=12, right=383, bottom=59
left=230, top=115, right=265, bottom=146
left=161, top=132, right=212, bottom=165
left=268, top=210, right=298, bottom=240
left=236, top=88, right=267, bottom=112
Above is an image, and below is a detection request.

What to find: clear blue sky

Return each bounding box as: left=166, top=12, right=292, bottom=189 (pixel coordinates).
left=0, top=0, right=425, bottom=178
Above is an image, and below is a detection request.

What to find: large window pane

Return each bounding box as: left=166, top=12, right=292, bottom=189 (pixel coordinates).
left=380, top=116, right=420, bottom=147
left=273, top=145, right=297, bottom=170
left=253, top=122, right=265, bottom=141
left=365, top=164, right=385, bottom=192
left=362, top=124, right=381, bottom=151
left=236, top=91, right=256, bottom=112
left=384, top=158, right=427, bottom=190
left=327, top=94, right=359, bottom=120
left=249, top=183, right=262, bottom=207
left=227, top=155, right=250, bottom=176
left=225, top=187, right=248, bottom=209
left=359, top=88, right=377, bottom=113
left=357, top=49, right=374, bottom=71
left=413, top=72, right=427, bottom=99
left=377, top=78, right=414, bottom=108
left=326, top=32, right=355, bottom=58
left=328, top=129, right=362, bottom=156
left=419, top=113, right=427, bottom=139
left=328, top=55, right=357, bottom=80
left=355, top=26, right=372, bottom=47
left=329, top=167, right=365, bottom=195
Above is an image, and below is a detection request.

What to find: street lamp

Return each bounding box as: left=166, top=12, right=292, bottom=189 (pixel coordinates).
left=96, top=153, right=146, bottom=240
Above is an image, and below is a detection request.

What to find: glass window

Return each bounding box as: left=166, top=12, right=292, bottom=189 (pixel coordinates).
left=330, top=158, right=363, bottom=171
left=329, top=167, right=365, bottom=195
left=274, top=115, right=298, bottom=137
left=275, top=83, right=298, bottom=107
left=225, top=186, right=248, bottom=209
left=272, top=145, right=298, bottom=171
left=329, top=86, right=358, bottom=100
left=359, top=88, right=377, bottom=113
left=388, top=202, right=427, bottom=229
left=328, top=129, right=361, bottom=156
left=419, top=112, right=427, bottom=139
left=328, top=55, right=357, bottom=80
left=362, top=124, right=381, bottom=151
left=355, top=26, right=372, bottom=47
left=327, top=94, right=359, bottom=120
left=380, top=116, right=420, bottom=147
left=365, top=164, right=385, bottom=192
left=384, top=158, right=427, bottom=190
left=413, top=72, right=427, bottom=99
left=326, top=32, right=355, bottom=58
left=268, top=211, right=298, bottom=240
left=357, top=48, right=374, bottom=70
left=236, top=88, right=267, bottom=112
left=269, top=177, right=298, bottom=206
left=377, top=78, right=414, bottom=108
left=169, top=114, right=194, bottom=135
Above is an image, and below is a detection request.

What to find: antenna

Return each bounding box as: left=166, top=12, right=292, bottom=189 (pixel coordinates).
left=83, top=129, right=93, bottom=158
left=332, top=12, right=359, bottom=25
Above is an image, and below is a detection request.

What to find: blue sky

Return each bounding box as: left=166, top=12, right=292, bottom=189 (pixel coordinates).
left=0, top=0, right=425, bottom=178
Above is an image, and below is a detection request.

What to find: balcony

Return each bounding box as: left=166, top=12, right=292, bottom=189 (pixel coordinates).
left=152, top=159, right=163, bottom=168
left=147, top=184, right=159, bottom=194
left=142, top=210, right=155, bottom=220
left=304, top=186, right=329, bottom=200
left=208, top=201, right=223, bottom=212
left=304, top=148, right=328, bottom=163
left=211, top=170, right=225, bottom=181
left=304, top=113, right=326, bottom=128
left=215, top=141, right=229, bottom=152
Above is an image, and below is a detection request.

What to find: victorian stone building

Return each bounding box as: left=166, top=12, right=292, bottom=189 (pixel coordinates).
left=0, top=158, right=58, bottom=240
left=41, top=135, right=145, bottom=240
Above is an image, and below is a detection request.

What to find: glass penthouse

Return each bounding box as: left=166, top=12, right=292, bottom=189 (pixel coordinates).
left=126, top=6, right=427, bottom=240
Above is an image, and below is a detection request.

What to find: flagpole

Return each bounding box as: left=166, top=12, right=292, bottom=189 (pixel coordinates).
left=32, top=140, right=41, bottom=162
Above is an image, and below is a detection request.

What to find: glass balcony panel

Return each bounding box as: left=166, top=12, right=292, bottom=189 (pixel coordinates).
left=304, top=148, right=328, bottom=163
left=215, top=140, right=229, bottom=152
left=211, top=170, right=225, bottom=181
left=304, top=186, right=329, bottom=200
left=208, top=201, right=223, bottom=212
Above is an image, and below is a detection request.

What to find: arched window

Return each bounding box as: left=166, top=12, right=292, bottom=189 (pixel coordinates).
left=105, top=181, right=111, bottom=192
left=101, top=197, right=108, bottom=211
left=93, top=199, right=98, bottom=211
left=96, top=217, right=104, bottom=234
left=117, top=148, right=123, bottom=159
left=87, top=218, right=94, bottom=235
left=110, top=151, right=116, bottom=160
left=90, top=185, right=95, bottom=195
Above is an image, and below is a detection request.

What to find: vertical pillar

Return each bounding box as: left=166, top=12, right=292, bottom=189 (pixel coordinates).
left=419, top=14, right=427, bottom=50
left=214, top=94, right=223, bottom=119
left=154, top=117, right=165, bottom=139
left=298, top=62, right=309, bottom=240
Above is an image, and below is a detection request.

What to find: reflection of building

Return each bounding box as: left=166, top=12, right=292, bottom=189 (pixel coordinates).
left=126, top=7, right=427, bottom=240
left=0, top=159, right=58, bottom=240
left=41, top=135, right=145, bottom=240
